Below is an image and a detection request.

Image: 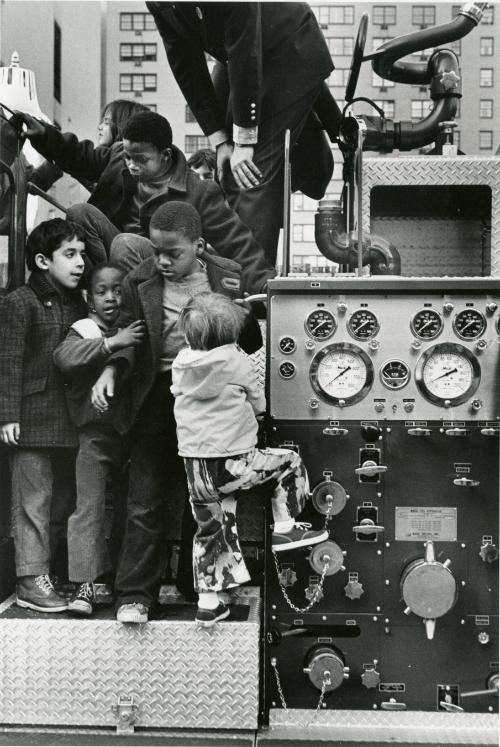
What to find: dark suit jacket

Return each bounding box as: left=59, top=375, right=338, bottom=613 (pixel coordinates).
left=0, top=272, right=87, bottom=447
left=147, top=2, right=334, bottom=133
left=111, top=250, right=262, bottom=434
left=28, top=127, right=276, bottom=294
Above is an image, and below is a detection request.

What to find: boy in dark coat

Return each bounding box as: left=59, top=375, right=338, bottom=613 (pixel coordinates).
left=0, top=218, right=87, bottom=612
left=90, top=201, right=262, bottom=623
left=11, top=110, right=275, bottom=295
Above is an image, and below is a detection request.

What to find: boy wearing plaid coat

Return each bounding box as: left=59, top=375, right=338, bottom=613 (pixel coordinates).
left=0, top=218, right=87, bottom=612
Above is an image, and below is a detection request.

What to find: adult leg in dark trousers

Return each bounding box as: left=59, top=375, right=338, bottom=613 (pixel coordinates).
left=221, top=83, right=337, bottom=267
left=114, top=373, right=191, bottom=613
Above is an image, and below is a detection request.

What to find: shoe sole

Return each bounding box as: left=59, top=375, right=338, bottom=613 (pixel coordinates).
left=195, top=607, right=230, bottom=628
left=272, top=530, right=329, bottom=552
left=16, top=598, right=68, bottom=613
left=116, top=614, right=148, bottom=624
left=68, top=601, right=93, bottom=615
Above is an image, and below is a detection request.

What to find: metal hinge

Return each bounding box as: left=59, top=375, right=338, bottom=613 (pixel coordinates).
left=112, top=694, right=138, bottom=735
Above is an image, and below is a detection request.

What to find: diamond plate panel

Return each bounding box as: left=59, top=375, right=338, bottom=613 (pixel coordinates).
left=362, top=155, right=500, bottom=277
left=0, top=594, right=260, bottom=730
left=263, top=709, right=499, bottom=744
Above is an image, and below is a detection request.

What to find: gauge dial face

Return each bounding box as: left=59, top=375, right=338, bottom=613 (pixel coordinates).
left=279, top=336, right=296, bottom=354
left=496, top=315, right=500, bottom=336
left=347, top=309, right=380, bottom=340
left=310, top=343, right=374, bottom=405
left=415, top=343, right=481, bottom=406
left=452, top=309, right=486, bottom=340
left=380, top=359, right=411, bottom=390
left=305, top=309, right=336, bottom=340
left=410, top=309, right=443, bottom=340
left=279, top=361, right=296, bottom=379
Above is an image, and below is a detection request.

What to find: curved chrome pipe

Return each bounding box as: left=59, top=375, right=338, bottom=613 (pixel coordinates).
left=372, top=2, right=486, bottom=84
left=315, top=202, right=401, bottom=275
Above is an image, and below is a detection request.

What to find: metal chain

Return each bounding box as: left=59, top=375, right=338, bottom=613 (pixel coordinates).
left=272, top=552, right=330, bottom=612
left=271, top=658, right=329, bottom=727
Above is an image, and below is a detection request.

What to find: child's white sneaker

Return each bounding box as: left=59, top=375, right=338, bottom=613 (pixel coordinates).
left=272, top=522, right=329, bottom=552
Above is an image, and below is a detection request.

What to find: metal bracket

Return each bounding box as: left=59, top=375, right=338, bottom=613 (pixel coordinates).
left=112, top=694, right=138, bottom=735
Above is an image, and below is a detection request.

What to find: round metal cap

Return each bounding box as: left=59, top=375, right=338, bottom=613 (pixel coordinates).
left=401, top=560, right=457, bottom=618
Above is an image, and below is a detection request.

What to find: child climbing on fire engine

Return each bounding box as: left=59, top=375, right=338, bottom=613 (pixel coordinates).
left=171, top=293, right=329, bottom=627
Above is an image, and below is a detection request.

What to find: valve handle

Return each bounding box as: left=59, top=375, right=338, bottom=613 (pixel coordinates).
left=453, top=477, right=480, bottom=487
left=445, top=428, right=468, bottom=437
left=408, top=427, right=432, bottom=436
left=355, top=460, right=388, bottom=476
left=439, top=701, right=464, bottom=712
left=353, top=519, right=385, bottom=535
left=323, top=427, right=349, bottom=436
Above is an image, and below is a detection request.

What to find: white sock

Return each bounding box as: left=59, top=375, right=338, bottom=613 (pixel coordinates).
left=198, top=591, right=220, bottom=610
left=273, top=519, right=295, bottom=534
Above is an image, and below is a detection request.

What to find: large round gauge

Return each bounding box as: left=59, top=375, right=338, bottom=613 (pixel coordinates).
left=410, top=309, right=443, bottom=340
left=415, top=343, right=481, bottom=406
left=305, top=308, right=336, bottom=340
left=347, top=308, right=380, bottom=340
left=452, top=309, right=486, bottom=340
left=380, top=359, right=411, bottom=390
left=310, top=343, right=374, bottom=405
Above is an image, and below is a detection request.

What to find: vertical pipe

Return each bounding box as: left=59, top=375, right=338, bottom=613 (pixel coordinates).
left=357, top=127, right=364, bottom=276
left=282, top=129, right=291, bottom=277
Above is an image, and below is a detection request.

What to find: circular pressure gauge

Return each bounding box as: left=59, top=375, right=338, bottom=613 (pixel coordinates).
left=305, top=308, right=336, bottom=341
left=452, top=309, right=486, bottom=340
left=309, top=343, right=374, bottom=405
left=380, top=359, right=411, bottom=390
left=347, top=309, right=380, bottom=340
left=410, top=309, right=443, bottom=340
left=279, top=336, right=296, bottom=354
left=279, top=361, right=296, bottom=379
left=415, top=343, right=481, bottom=406
left=496, top=315, right=500, bottom=336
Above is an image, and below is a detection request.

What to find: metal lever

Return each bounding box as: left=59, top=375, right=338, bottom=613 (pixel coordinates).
left=445, top=428, right=468, bottom=437
left=439, top=701, right=464, bottom=712
left=381, top=699, right=407, bottom=711
left=453, top=477, right=480, bottom=487
left=353, top=519, right=385, bottom=536
left=481, top=428, right=499, bottom=437
left=323, top=427, right=349, bottom=436
left=408, top=427, right=432, bottom=436
left=355, top=460, right=388, bottom=476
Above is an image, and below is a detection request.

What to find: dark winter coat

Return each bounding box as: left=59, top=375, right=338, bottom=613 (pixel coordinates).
left=0, top=272, right=87, bottom=447
left=27, top=128, right=276, bottom=294
left=110, top=249, right=262, bottom=434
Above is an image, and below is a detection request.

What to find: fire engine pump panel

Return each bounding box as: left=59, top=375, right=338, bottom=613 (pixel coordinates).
left=0, top=1, right=498, bottom=744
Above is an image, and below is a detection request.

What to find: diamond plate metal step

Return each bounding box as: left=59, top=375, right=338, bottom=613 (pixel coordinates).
left=0, top=587, right=261, bottom=731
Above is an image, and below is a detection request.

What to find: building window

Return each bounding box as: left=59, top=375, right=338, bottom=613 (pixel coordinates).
left=481, top=6, right=494, bottom=24
left=144, top=104, right=157, bottom=112
left=372, top=71, right=395, bottom=89
left=451, top=5, right=461, bottom=18
left=480, top=37, right=494, bottom=56
left=412, top=5, right=435, bottom=27
left=479, top=131, right=493, bottom=150
left=329, top=6, right=354, bottom=24
left=412, top=46, right=433, bottom=59
left=120, top=43, right=157, bottom=61
left=54, top=21, right=61, bottom=103
left=327, top=37, right=354, bottom=55
left=120, top=13, right=156, bottom=31
left=480, top=68, right=493, bottom=87
left=294, top=194, right=319, bottom=211
left=373, top=99, right=395, bottom=118
left=372, top=6, right=397, bottom=27
left=411, top=99, right=433, bottom=119
left=449, top=39, right=461, bottom=55
left=372, top=37, right=393, bottom=52
left=479, top=99, right=493, bottom=118
left=292, top=224, right=316, bottom=242
left=330, top=69, right=350, bottom=87
left=185, top=135, right=210, bottom=154
left=119, top=74, right=157, bottom=92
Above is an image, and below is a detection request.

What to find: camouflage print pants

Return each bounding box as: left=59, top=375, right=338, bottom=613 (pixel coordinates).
left=183, top=447, right=309, bottom=593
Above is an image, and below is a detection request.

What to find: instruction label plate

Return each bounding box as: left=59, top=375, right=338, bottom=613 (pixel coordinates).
left=395, top=506, right=457, bottom=541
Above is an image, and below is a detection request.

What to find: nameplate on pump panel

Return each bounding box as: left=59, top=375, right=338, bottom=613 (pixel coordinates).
left=395, top=507, right=457, bottom=541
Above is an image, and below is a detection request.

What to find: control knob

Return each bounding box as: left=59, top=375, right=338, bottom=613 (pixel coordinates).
left=479, top=542, right=499, bottom=563
left=401, top=541, right=457, bottom=640
left=344, top=580, right=364, bottom=600
left=361, top=665, right=381, bottom=689
left=355, top=460, right=388, bottom=477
